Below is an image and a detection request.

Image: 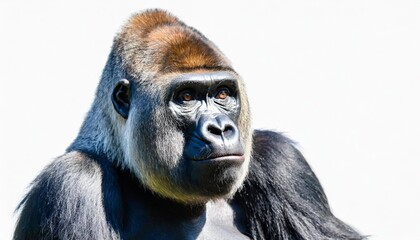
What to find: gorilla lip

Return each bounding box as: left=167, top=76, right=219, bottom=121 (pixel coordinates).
left=194, top=155, right=245, bottom=163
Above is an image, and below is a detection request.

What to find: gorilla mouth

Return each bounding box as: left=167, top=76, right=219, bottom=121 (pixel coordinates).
left=193, top=154, right=245, bottom=164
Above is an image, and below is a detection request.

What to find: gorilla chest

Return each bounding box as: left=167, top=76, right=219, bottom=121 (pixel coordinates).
left=195, top=223, right=250, bottom=240
left=195, top=200, right=250, bottom=240
left=138, top=219, right=250, bottom=240
left=122, top=198, right=250, bottom=240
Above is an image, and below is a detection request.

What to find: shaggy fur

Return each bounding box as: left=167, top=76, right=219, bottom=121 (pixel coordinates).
left=234, top=130, right=363, bottom=239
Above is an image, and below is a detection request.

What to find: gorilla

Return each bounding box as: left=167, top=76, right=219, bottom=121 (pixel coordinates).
left=14, top=9, right=363, bottom=240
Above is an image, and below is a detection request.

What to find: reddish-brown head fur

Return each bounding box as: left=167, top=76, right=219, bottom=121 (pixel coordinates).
left=114, top=9, right=232, bottom=78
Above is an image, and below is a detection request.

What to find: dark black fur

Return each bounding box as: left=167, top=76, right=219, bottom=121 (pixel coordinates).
left=234, top=130, right=362, bottom=239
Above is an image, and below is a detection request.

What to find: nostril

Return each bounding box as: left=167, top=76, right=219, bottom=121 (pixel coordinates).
left=207, top=125, right=235, bottom=137
left=208, top=125, right=222, bottom=136
left=223, top=126, right=234, bottom=136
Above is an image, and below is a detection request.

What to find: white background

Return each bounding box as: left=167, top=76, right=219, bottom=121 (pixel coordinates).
left=1, top=1, right=419, bottom=239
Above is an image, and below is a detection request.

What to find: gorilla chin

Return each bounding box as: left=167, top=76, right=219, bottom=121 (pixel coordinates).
left=190, top=154, right=246, bottom=197
left=140, top=153, right=249, bottom=204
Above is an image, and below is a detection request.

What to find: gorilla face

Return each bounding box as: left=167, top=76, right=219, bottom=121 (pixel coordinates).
left=112, top=71, right=250, bottom=203
left=107, top=9, right=252, bottom=204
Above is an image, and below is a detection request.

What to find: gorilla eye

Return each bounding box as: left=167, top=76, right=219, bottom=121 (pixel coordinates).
left=216, top=88, right=230, bottom=100
left=179, top=90, right=195, bottom=102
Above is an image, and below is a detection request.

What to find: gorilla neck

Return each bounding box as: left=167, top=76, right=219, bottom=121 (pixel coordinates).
left=67, top=103, right=125, bottom=164
left=121, top=168, right=207, bottom=218
left=118, top=169, right=247, bottom=239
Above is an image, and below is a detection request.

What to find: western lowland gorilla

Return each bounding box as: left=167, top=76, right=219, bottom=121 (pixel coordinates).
left=14, top=9, right=363, bottom=240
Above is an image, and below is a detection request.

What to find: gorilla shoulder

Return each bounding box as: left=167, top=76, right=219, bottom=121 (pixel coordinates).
left=14, top=152, right=120, bottom=240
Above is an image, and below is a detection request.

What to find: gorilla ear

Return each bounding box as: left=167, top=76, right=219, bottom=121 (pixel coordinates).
left=111, top=79, right=131, bottom=119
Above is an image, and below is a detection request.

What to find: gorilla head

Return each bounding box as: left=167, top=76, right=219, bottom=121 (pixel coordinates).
left=87, top=10, right=252, bottom=204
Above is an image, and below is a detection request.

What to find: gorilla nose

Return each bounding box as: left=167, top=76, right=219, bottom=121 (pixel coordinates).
left=207, top=124, right=234, bottom=137
left=198, top=114, right=240, bottom=145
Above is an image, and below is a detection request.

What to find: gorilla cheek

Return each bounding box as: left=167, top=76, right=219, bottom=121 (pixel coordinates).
left=134, top=115, right=187, bottom=187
